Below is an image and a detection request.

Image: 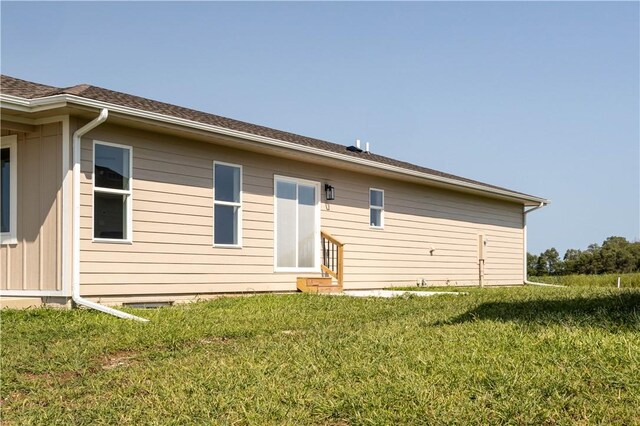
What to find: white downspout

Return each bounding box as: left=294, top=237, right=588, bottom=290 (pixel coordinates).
left=523, top=202, right=563, bottom=287
left=72, top=109, right=148, bottom=321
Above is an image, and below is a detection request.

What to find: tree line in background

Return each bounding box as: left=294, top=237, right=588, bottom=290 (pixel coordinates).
left=528, top=236, right=640, bottom=276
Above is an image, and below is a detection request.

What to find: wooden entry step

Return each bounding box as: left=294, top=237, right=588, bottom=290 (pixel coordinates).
left=296, top=277, right=343, bottom=294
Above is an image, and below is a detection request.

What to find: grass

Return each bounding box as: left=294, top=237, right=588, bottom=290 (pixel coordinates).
left=1, top=286, right=639, bottom=425
left=529, top=272, right=640, bottom=288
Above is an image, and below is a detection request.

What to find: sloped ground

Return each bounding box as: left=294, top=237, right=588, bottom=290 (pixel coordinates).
left=1, top=286, right=638, bottom=425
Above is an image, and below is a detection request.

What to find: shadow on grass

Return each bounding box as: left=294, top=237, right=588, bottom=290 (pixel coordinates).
left=439, top=292, right=640, bottom=330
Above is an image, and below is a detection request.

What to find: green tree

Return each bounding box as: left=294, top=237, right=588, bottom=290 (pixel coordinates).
left=543, top=248, right=563, bottom=275
left=563, top=249, right=582, bottom=275
left=629, top=242, right=640, bottom=271
left=535, top=252, right=549, bottom=276
left=527, top=253, right=538, bottom=277
left=534, top=237, right=640, bottom=276
left=583, top=244, right=602, bottom=274
left=600, top=236, right=634, bottom=273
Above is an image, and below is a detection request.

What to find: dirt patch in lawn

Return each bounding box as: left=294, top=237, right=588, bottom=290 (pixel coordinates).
left=101, top=350, right=139, bottom=370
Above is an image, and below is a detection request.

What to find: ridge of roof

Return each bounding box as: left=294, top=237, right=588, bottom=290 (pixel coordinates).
left=60, top=84, right=93, bottom=96
left=0, top=74, right=542, bottom=201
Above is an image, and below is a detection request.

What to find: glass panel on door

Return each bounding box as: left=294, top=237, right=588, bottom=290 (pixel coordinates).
left=297, top=185, right=316, bottom=268
left=276, top=181, right=297, bottom=268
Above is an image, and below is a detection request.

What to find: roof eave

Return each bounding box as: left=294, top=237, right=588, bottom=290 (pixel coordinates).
left=0, top=93, right=550, bottom=206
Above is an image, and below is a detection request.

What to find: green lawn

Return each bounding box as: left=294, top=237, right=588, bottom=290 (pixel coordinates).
left=1, top=286, right=639, bottom=425
left=530, top=272, right=640, bottom=288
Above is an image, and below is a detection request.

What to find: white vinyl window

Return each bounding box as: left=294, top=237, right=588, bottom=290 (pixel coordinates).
left=213, top=162, right=242, bottom=247
left=93, top=141, right=132, bottom=242
left=1, top=135, right=18, bottom=245
left=369, top=188, right=384, bottom=228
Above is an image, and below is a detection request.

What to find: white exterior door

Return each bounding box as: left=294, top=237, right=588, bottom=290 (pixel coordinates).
left=274, top=176, right=320, bottom=272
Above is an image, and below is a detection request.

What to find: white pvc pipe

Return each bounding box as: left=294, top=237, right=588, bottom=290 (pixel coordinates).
left=522, top=202, right=564, bottom=287
left=72, top=109, right=148, bottom=322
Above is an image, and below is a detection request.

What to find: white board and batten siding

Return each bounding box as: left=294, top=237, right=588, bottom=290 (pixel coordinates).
left=79, top=123, right=524, bottom=300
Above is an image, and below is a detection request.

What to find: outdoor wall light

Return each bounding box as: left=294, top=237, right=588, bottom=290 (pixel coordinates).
left=325, top=184, right=336, bottom=201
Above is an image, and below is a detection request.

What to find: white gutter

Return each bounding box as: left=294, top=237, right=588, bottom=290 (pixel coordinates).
left=1, top=93, right=548, bottom=206
left=522, top=202, right=563, bottom=287
left=72, top=109, right=148, bottom=321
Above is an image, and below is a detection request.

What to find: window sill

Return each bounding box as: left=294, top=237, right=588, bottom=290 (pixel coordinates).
left=0, top=237, right=17, bottom=245
left=92, top=238, right=133, bottom=245
left=213, top=244, right=243, bottom=249
left=369, top=226, right=384, bottom=230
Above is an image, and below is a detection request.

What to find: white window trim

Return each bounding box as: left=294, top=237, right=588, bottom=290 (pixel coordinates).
left=213, top=161, right=243, bottom=248
left=273, top=174, right=321, bottom=273
left=92, top=140, right=133, bottom=243
left=369, top=187, right=384, bottom=229
left=1, top=135, right=18, bottom=245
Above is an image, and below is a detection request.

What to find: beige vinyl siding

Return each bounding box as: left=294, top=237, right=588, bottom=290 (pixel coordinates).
left=78, top=123, right=523, bottom=297
left=0, top=123, right=63, bottom=292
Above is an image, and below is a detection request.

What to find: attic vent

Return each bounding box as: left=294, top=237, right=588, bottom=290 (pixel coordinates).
left=347, top=138, right=363, bottom=153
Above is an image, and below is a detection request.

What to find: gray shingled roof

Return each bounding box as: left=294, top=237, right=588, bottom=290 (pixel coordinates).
left=1, top=75, right=538, bottom=199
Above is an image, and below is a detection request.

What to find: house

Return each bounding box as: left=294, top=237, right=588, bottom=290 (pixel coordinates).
left=0, top=75, right=548, bottom=315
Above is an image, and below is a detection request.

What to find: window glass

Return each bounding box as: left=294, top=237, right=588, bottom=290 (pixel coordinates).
left=95, top=144, right=130, bottom=190
left=94, top=193, right=126, bottom=239
left=214, top=164, right=241, bottom=203
left=1, top=148, right=10, bottom=233
left=276, top=181, right=297, bottom=267
left=370, top=209, right=382, bottom=228
left=214, top=205, right=238, bottom=245
left=370, top=190, right=383, bottom=207
left=297, top=185, right=316, bottom=267
left=276, top=180, right=296, bottom=201
left=298, top=185, right=315, bottom=206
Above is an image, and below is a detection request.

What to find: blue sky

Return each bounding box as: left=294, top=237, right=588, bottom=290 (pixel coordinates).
left=2, top=2, right=638, bottom=254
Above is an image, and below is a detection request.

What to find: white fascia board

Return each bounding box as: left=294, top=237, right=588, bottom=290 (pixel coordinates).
left=1, top=94, right=68, bottom=112
left=0, top=93, right=549, bottom=205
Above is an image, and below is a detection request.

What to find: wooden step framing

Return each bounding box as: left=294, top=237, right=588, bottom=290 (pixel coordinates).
left=296, top=277, right=343, bottom=294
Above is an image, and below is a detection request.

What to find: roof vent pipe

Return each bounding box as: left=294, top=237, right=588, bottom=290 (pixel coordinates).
left=72, top=109, right=149, bottom=322
left=365, top=142, right=370, bottom=153
left=355, top=139, right=361, bottom=149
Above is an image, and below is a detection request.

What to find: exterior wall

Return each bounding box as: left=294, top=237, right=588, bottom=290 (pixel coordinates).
left=0, top=296, right=69, bottom=309
left=78, top=123, right=524, bottom=301
left=0, top=123, right=63, bottom=292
